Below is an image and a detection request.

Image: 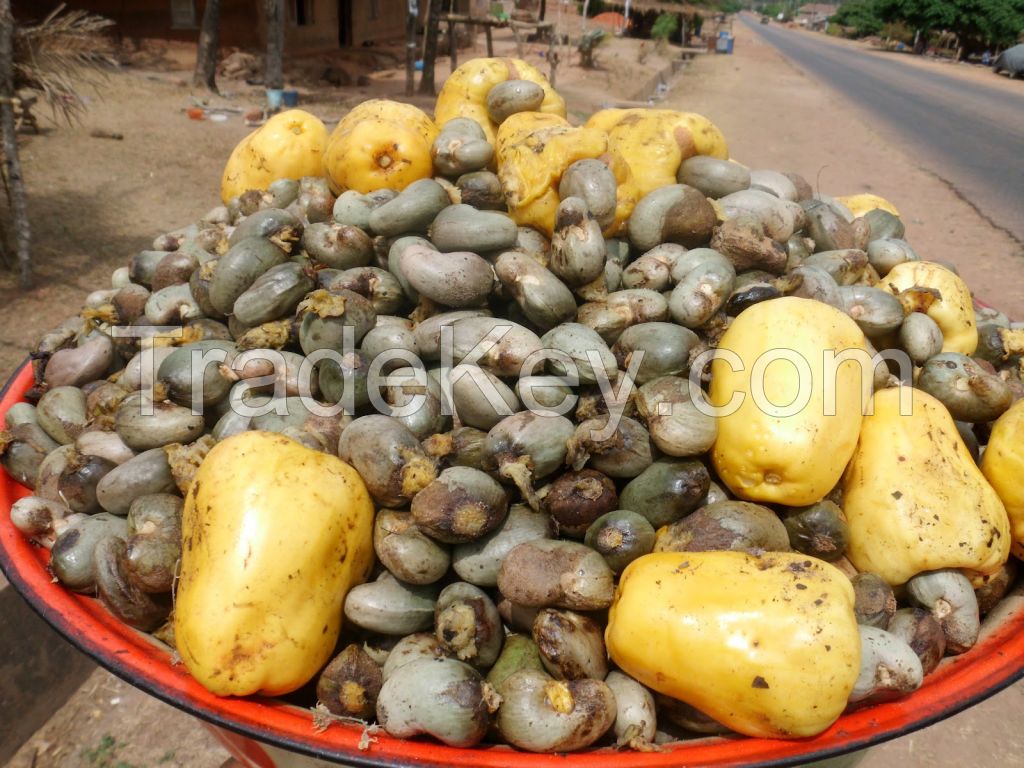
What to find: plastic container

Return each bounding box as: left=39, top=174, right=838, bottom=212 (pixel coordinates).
left=1, top=359, right=1023, bottom=767
left=266, top=89, right=284, bottom=109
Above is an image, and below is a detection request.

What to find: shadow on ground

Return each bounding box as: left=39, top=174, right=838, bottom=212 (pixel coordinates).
left=0, top=184, right=155, bottom=376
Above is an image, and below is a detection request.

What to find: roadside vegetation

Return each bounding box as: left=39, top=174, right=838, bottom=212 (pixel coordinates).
left=827, top=0, right=1024, bottom=59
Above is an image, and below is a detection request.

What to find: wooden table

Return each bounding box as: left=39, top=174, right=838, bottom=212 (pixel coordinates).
left=443, top=13, right=556, bottom=68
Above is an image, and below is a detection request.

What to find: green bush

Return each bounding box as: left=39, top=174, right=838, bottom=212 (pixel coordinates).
left=651, top=12, right=680, bottom=40
left=578, top=28, right=608, bottom=68
left=880, top=20, right=914, bottom=44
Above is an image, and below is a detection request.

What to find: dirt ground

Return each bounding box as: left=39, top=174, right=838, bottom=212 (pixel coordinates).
left=6, top=673, right=230, bottom=768
left=4, top=19, right=1024, bottom=768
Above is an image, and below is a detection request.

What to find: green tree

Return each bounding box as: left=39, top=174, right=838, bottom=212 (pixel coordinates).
left=954, top=0, right=1024, bottom=50
left=876, top=0, right=1024, bottom=55
left=831, top=0, right=884, bottom=36
left=875, top=0, right=954, bottom=51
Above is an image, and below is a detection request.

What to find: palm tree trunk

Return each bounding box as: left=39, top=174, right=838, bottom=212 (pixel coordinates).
left=264, top=0, right=284, bottom=91
left=0, top=0, right=32, bottom=288
left=419, top=0, right=441, bottom=95
left=192, top=0, right=223, bottom=92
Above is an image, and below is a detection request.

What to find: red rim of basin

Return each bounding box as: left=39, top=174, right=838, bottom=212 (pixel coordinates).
left=2, top=360, right=1023, bottom=767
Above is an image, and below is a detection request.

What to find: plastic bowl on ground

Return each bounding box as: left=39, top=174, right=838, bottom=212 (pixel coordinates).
left=1, top=359, right=1023, bottom=767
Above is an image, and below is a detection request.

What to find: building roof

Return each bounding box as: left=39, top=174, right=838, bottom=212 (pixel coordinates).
left=602, top=1, right=708, bottom=16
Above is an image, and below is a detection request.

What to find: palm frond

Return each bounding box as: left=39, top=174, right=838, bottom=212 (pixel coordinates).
left=12, top=3, right=117, bottom=125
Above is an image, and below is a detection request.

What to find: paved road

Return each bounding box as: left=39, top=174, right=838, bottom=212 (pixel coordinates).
left=743, top=17, right=1024, bottom=243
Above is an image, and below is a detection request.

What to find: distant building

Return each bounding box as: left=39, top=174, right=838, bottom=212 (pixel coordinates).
left=794, top=3, right=838, bottom=31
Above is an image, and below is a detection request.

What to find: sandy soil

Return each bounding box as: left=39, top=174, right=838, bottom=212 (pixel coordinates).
left=6, top=672, right=229, bottom=768
left=4, top=20, right=1024, bottom=768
